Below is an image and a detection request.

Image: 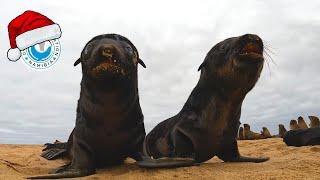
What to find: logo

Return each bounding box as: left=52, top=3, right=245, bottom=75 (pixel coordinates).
left=7, top=10, right=62, bottom=70
left=21, top=39, right=61, bottom=69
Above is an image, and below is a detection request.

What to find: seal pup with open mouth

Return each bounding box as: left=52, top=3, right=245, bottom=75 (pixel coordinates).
left=138, top=34, right=269, bottom=168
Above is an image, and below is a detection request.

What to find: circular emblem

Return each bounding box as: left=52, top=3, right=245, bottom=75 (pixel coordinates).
left=21, top=39, right=61, bottom=70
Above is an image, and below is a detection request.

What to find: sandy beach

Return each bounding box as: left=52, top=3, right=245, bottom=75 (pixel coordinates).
left=0, top=138, right=319, bottom=180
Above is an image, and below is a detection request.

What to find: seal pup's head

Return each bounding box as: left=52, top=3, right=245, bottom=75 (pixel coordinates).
left=290, top=120, right=299, bottom=130
left=198, top=34, right=264, bottom=93
left=238, top=126, right=244, bottom=140
left=297, top=116, right=308, bottom=129
left=243, top=123, right=251, bottom=132
left=261, top=127, right=272, bottom=138
left=74, top=34, right=146, bottom=81
left=309, top=116, right=320, bottom=128
left=278, top=124, right=287, bottom=138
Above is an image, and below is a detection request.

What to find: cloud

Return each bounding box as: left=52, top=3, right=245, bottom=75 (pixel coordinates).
left=0, top=0, right=319, bottom=143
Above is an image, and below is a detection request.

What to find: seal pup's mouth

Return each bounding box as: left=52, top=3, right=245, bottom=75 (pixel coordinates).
left=92, top=59, right=125, bottom=76
left=238, top=42, right=264, bottom=63
left=91, top=49, right=126, bottom=77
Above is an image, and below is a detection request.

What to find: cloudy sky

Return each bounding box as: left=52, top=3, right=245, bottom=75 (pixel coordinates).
left=0, top=0, right=319, bottom=143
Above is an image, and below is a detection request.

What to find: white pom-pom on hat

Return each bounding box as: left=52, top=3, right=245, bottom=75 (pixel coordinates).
left=7, top=48, right=21, bottom=62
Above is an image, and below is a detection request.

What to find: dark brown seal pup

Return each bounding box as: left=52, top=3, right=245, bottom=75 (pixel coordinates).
left=137, top=34, right=269, bottom=168
left=243, top=124, right=263, bottom=140
left=309, top=116, right=320, bottom=128
left=290, top=120, right=299, bottom=130
left=278, top=124, right=287, bottom=138
left=261, top=127, right=272, bottom=138
left=238, top=127, right=244, bottom=140
left=284, top=128, right=320, bottom=147
left=297, top=116, right=308, bottom=129
left=28, top=34, right=146, bottom=179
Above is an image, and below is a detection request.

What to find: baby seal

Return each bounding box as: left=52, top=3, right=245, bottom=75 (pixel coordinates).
left=290, top=120, right=299, bottom=130
left=29, top=34, right=146, bottom=179
left=309, top=116, right=320, bottom=128
left=284, top=128, right=320, bottom=147
left=261, top=127, right=272, bottom=138
left=238, top=127, right=244, bottom=140
left=278, top=124, right=287, bottom=138
left=243, top=124, right=263, bottom=140
left=137, top=34, right=269, bottom=168
left=297, top=116, right=308, bottom=129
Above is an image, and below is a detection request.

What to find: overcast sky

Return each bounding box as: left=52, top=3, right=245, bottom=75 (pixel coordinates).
left=0, top=0, right=319, bottom=143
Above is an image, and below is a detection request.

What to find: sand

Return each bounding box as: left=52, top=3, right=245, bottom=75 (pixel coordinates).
left=0, top=138, right=319, bottom=180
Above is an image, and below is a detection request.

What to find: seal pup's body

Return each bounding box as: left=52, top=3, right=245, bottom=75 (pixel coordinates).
left=261, top=127, right=272, bottom=138
left=238, top=127, right=244, bottom=140
left=278, top=124, right=287, bottom=138
left=290, top=120, right=299, bottom=130
left=309, top=116, right=320, bottom=128
left=284, top=128, right=320, bottom=147
left=298, top=116, right=308, bottom=129
left=29, top=34, right=146, bottom=179
left=138, top=34, right=269, bottom=168
left=243, top=124, right=263, bottom=140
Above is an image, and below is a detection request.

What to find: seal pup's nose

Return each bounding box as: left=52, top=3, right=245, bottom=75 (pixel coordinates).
left=239, top=34, right=264, bottom=56
left=101, top=45, right=114, bottom=59
left=241, top=34, right=262, bottom=44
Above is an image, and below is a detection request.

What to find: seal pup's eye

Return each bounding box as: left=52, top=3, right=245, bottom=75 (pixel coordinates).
left=84, top=44, right=93, bottom=55
left=220, top=44, right=226, bottom=51
left=126, top=46, right=133, bottom=55
left=75, top=43, right=94, bottom=66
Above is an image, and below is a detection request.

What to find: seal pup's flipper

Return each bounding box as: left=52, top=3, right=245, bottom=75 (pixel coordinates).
left=231, top=156, right=270, bottom=163
left=136, top=157, right=196, bottom=168
left=216, top=137, right=270, bottom=163
left=41, top=142, right=68, bottom=160
left=27, top=163, right=94, bottom=179
left=27, top=169, right=94, bottom=179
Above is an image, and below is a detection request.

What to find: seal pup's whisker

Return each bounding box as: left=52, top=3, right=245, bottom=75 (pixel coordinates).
left=263, top=41, right=277, bottom=65
left=260, top=40, right=276, bottom=78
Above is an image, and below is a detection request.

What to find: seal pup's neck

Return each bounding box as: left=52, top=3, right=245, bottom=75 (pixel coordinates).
left=79, top=74, right=139, bottom=117
left=181, top=76, right=245, bottom=128
left=82, top=73, right=137, bottom=98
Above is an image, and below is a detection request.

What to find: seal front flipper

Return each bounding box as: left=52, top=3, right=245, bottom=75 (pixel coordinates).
left=30, top=138, right=96, bottom=179
left=231, top=156, right=269, bottom=163
left=28, top=162, right=91, bottom=179
left=47, top=163, right=70, bottom=174
left=27, top=169, right=94, bottom=179
left=136, top=157, right=196, bottom=168
left=219, top=150, right=269, bottom=163
left=216, top=137, right=269, bottom=163
left=138, top=124, right=198, bottom=168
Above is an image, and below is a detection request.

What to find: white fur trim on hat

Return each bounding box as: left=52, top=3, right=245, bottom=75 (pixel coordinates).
left=16, top=24, right=61, bottom=50
left=7, top=48, right=21, bottom=61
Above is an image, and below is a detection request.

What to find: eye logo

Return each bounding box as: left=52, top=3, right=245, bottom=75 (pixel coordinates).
left=29, top=42, right=52, bottom=61
left=7, top=10, right=62, bottom=70
left=21, top=39, right=61, bottom=69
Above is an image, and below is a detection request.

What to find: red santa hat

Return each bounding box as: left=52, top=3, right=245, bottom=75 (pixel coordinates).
left=7, top=10, right=62, bottom=61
